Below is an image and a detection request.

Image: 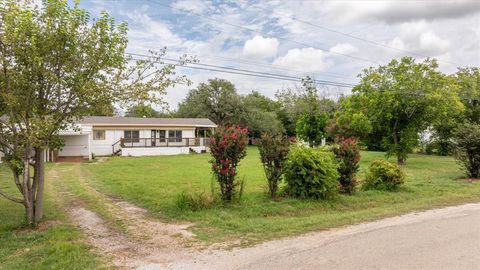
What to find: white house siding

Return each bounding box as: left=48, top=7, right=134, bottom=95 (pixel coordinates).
left=88, top=127, right=197, bottom=156
left=121, top=146, right=206, bottom=157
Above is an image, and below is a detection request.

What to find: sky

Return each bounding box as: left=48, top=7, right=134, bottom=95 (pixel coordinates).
left=74, top=0, right=480, bottom=109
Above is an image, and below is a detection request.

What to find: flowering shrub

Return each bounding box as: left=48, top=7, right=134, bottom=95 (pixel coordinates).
left=258, top=133, right=290, bottom=199
left=210, top=125, right=248, bottom=201
left=333, top=137, right=361, bottom=194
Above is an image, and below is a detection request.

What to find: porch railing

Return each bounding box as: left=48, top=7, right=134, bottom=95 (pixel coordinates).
left=118, top=137, right=210, bottom=148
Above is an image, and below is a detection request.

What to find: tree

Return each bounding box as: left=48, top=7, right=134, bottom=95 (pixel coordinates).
left=0, top=0, right=190, bottom=225
left=296, top=111, right=329, bottom=147
left=455, top=67, right=480, bottom=124
left=453, top=123, right=480, bottom=178
left=258, top=133, right=290, bottom=199
left=85, top=101, right=117, bottom=116
left=352, top=57, right=464, bottom=164
left=328, top=96, right=372, bottom=140
left=177, top=78, right=245, bottom=125
left=126, top=103, right=163, bottom=118
left=210, top=125, right=248, bottom=202
left=333, top=137, right=360, bottom=194
left=275, top=76, right=336, bottom=137
left=243, top=91, right=284, bottom=138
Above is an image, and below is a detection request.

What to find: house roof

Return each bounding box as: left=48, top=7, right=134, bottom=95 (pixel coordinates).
left=78, top=116, right=217, bottom=127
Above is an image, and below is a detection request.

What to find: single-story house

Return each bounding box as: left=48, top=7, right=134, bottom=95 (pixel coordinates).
left=51, top=116, right=216, bottom=161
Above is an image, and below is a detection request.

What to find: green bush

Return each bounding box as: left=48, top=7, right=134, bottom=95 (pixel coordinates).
left=453, top=123, right=480, bottom=178
left=258, top=133, right=290, bottom=199
left=363, top=160, right=405, bottom=191
left=284, top=145, right=339, bottom=199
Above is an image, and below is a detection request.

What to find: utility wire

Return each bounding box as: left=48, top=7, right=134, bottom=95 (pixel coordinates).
left=126, top=52, right=355, bottom=87
left=243, top=2, right=462, bottom=66
left=127, top=54, right=355, bottom=88
left=145, top=0, right=380, bottom=65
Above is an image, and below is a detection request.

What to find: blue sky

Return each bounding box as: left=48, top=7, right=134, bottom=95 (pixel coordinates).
left=70, top=0, right=480, bottom=109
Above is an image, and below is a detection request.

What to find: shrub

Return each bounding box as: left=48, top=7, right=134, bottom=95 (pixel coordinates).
left=453, top=123, right=480, bottom=178
left=210, top=125, right=248, bottom=202
left=363, top=160, right=405, bottom=191
left=258, top=133, right=290, bottom=199
left=333, top=137, right=360, bottom=194
left=284, top=145, right=339, bottom=199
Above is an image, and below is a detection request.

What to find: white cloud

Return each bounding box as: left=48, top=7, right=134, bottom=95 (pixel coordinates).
left=324, top=0, right=480, bottom=24
left=242, top=35, right=279, bottom=59
left=172, top=0, right=211, bottom=13
left=329, top=43, right=358, bottom=55
left=273, top=48, right=331, bottom=72
left=387, top=21, right=450, bottom=56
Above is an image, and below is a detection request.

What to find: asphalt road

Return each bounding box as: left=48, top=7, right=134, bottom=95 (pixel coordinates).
left=157, top=203, right=480, bottom=270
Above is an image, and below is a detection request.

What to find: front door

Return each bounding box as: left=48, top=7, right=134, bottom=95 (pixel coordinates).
left=151, top=130, right=156, bottom=146
left=151, top=130, right=166, bottom=146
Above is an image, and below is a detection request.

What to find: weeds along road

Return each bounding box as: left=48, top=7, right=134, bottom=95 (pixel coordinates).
left=160, top=203, right=480, bottom=270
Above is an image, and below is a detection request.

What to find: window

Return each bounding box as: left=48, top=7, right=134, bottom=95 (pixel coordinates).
left=168, top=130, right=182, bottom=142
left=124, top=130, right=140, bottom=143
left=93, top=130, right=105, bottom=140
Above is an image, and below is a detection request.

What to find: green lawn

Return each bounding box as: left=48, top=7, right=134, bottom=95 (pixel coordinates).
left=83, top=147, right=480, bottom=244
left=2, top=147, right=480, bottom=259
left=0, top=165, right=108, bottom=270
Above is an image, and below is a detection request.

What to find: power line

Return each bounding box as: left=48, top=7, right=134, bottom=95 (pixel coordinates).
left=175, top=53, right=359, bottom=81
left=126, top=53, right=355, bottom=88
left=145, top=0, right=380, bottom=66
left=126, top=52, right=355, bottom=87
left=243, top=2, right=462, bottom=67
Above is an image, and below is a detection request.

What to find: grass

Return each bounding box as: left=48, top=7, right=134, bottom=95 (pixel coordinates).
left=83, top=147, right=480, bottom=244
left=0, top=165, right=108, bottom=270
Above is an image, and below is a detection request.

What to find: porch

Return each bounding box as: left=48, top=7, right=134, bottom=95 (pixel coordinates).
left=112, top=137, right=210, bottom=156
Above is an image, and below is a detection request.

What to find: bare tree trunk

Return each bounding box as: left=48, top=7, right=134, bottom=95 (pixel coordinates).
left=34, top=148, right=45, bottom=220
left=25, top=200, right=34, bottom=225
left=22, top=146, right=35, bottom=225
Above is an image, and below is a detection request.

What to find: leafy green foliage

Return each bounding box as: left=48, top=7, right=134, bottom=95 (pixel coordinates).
left=177, top=78, right=245, bottom=125
left=258, top=133, right=290, bottom=198
left=243, top=91, right=284, bottom=138
left=210, top=126, right=249, bottom=201
left=296, top=112, right=329, bottom=147
left=275, top=76, right=336, bottom=136
left=329, top=111, right=372, bottom=140
left=453, top=123, right=480, bottom=178
left=455, top=67, right=480, bottom=124
left=0, top=0, right=190, bottom=224
left=125, top=103, right=171, bottom=118
left=363, top=160, right=405, bottom=191
left=351, top=57, right=464, bottom=164
left=284, top=145, right=339, bottom=199
left=333, top=137, right=361, bottom=194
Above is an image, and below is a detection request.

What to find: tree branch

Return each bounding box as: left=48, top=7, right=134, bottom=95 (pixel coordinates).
left=0, top=188, right=24, bottom=204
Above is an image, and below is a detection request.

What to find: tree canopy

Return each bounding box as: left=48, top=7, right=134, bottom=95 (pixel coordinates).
left=350, top=57, right=464, bottom=164
left=0, top=0, right=189, bottom=224
left=177, top=78, right=244, bottom=125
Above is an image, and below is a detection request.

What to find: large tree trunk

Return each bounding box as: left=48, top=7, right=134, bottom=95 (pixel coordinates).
left=34, top=148, right=45, bottom=220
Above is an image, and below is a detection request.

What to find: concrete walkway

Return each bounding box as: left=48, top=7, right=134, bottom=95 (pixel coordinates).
left=157, top=203, right=480, bottom=270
